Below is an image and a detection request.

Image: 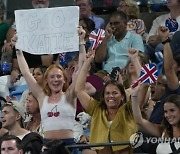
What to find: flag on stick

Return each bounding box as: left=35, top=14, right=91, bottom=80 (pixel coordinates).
left=89, top=29, right=105, bottom=50
left=131, top=63, right=158, bottom=88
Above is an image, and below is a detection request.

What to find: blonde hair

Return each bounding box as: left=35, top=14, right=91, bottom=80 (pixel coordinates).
left=43, top=64, right=69, bottom=96
left=120, top=0, right=140, bottom=18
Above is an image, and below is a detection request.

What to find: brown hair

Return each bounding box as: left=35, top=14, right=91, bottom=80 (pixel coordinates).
left=162, top=94, right=180, bottom=134
left=99, top=80, right=127, bottom=109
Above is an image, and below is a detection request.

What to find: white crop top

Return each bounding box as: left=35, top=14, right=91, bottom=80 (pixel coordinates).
left=40, top=93, right=76, bottom=131
left=156, top=131, right=180, bottom=154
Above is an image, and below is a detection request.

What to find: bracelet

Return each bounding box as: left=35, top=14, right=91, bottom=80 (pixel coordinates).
left=162, top=37, right=171, bottom=44
left=79, top=42, right=85, bottom=45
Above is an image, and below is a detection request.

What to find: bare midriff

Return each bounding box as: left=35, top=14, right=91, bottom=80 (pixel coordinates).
left=44, top=129, right=73, bottom=139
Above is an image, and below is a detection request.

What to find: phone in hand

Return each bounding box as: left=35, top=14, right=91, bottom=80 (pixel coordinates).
left=110, top=67, right=121, bottom=81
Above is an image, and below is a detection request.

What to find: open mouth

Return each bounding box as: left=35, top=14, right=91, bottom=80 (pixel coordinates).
left=2, top=119, right=6, bottom=124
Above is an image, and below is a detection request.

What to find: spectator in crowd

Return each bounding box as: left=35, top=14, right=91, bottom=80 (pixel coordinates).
left=1, top=100, right=43, bottom=154
left=75, top=0, right=105, bottom=29
left=12, top=26, right=86, bottom=154
left=75, top=50, right=137, bottom=154
left=32, top=0, right=49, bottom=9
left=0, top=135, right=23, bottom=154
left=0, top=68, right=21, bottom=98
left=145, top=0, right=180, bottom=64
left=122, top=48, right=149, bottom=100
left=95, top=11, right=144, bottom=73
left=117, top=0, right=146, bottom=38
left=148, top=25, right=180, bottom=124
left=148, top=75, right=168, bottom=123
left=0, top=1, right=10, bottom=58
left=2, top=0, right=53, bottom=72
left=25, top=92, right=42, bottom=135
left=133, top=25, right=180, bottom=153
left=131, top=88, right=180, bottom=154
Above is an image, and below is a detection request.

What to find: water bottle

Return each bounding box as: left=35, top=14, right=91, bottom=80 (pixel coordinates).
left=1, top=55, right=9, bottom=75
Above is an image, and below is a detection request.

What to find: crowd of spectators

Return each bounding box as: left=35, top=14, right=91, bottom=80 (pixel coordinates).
left=0, top=0, right=180, bottom=154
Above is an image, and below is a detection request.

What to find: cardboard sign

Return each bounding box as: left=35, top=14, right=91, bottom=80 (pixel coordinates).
left=15, top=6, right=79, bottom=54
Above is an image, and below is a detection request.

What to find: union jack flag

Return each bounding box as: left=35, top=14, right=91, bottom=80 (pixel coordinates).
left=131, top=64, right=159, bottom=88
left=89, top=29, right=105, bottom=50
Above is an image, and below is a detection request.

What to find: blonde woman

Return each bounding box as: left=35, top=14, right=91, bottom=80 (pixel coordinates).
left=117, top=0, right=146, bottom=37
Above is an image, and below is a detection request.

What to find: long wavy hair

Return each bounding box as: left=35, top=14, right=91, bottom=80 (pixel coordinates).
left=162, top=94, right=180, bottom=135
left=99, top=80, right=127, bottom=109
left=43, top=64, right=69, bottom=96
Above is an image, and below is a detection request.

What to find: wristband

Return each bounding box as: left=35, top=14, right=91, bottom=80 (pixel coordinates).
left=79, top=42, right=86, bottom=45
left=162, top=37, right=171, bottom=44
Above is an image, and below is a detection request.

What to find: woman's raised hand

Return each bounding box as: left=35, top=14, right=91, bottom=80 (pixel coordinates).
left=78, top=26, right=86, bottom=43
left=86, top=49, right=95, bottom=63
left=128, top=48, right=139, bottom=61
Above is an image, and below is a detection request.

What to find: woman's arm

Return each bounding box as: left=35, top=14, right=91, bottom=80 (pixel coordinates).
left=11, top=35, right=44, bottom=104
left=66, top=26, right=87, bottom=104
left=75, top=50, right=95, bottom=110
left=131, top=84, right=162, bottom=137
left=158, top=26, right=179, bottom=90
left=128, top=48, right=142, bottom=76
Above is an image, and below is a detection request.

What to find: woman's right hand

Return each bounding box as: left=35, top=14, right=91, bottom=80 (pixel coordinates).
left=78, top=26, right=86, bottom=44
left=85, top=49, right=95, bottom=64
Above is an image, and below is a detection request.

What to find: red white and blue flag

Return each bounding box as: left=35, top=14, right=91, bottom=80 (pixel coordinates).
left=89, top=29, right=105, bottom=50
left=131, top=63, right=159, bottom=88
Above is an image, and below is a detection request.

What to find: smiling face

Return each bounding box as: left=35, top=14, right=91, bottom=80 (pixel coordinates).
left=164, top=102, right=180, bottom=126
left=46, top=67, right=65, bottom=94
left=32, top=0, right=49, bottom=8
left=104, top=84, right=124, bottom=110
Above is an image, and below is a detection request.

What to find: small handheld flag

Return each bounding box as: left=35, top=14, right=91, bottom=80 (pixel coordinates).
left=89, top=29, right=105, bottom=50
left=131, top=63, right=159, bottom=88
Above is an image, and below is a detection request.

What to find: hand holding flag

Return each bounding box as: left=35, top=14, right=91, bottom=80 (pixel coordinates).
left=89, top=29, right=105, bottom=50
left=131, top=63, right=159, bottom=88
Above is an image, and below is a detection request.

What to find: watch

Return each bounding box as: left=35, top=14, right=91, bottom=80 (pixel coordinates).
left=162, top=37, right=171, bottom=44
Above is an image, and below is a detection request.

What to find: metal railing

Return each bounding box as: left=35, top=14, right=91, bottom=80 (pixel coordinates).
left=66, top=141, right=131, bottom=149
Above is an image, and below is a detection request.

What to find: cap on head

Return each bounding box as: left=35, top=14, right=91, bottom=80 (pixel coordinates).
left=5, top=100, right=26, bottom=119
